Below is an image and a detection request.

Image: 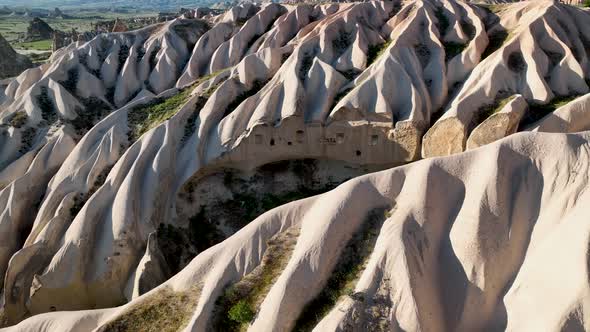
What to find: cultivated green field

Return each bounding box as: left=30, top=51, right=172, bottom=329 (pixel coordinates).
left=0, top=10, right=158, bottom=47
left=13, top=39, right=53, bottom=51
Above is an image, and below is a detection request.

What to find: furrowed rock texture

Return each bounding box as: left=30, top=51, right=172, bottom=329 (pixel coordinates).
left=2, top=0, right=590, bottom=330
left=0, top=33, right=33, bottom=79
left=6, top=130, right=590, bottom=332
left=422, top=0, right=590, bottom=157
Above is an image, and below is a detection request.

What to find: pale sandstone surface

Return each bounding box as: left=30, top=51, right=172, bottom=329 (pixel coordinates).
left=5, top=130, right=590, bottom=332
left=1, top=1, right=590, bottom=331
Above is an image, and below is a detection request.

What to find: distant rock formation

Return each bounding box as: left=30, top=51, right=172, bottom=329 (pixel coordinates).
left=24, top=17, right=54, bottom=41
left=48, top=7, right=70, bottom=19
left=0, top=33, right=32, bottom=79
left=111, top=18, right=128, bottom=33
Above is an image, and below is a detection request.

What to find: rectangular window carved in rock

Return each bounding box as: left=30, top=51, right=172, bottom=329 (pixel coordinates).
left=370, top=134, right=379, bottom=146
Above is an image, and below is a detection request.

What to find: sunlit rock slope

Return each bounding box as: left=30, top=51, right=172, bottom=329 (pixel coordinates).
left=1, top=0, right=590, bottom=330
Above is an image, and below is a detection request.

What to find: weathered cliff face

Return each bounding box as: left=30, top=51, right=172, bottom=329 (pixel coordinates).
left=422, top=0, right=590, bottom=157
left=1, top=0, right=590, bottom=331
left=0, top=34, right=33, bottom=79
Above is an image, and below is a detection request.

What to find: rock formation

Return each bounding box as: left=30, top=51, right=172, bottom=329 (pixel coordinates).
left=0, top=33, right=33, bottom=79
left=24, top=17, right=54, bottom=41
left=1, top=0, right=590, bottom=331
left=111, top=18, right=128, bottom=33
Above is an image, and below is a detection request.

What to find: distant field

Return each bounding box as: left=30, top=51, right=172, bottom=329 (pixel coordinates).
left=0, top=10, right=158, bottom=47
left=13, top=39, right=53, bottom=51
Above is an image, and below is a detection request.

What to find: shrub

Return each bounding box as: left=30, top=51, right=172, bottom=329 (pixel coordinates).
left=102, top=287, right=200, bottom=332
left=9, top=111, right=28, bottom=128
left=519, top=95, right=580, bottom=129
left=228, top=300, right=255, bottom=324
left=366, top=40, right=392, bottom=66
left=127, top=86, right=194, bottom=143
left=38, top=86, right=57, bottom=125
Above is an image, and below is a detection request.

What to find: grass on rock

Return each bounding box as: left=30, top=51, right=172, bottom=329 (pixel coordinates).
left=212, top=226, right=300, bottom=331
left=101, top=286, right=201, bottom=332
left=519, top=95, right=581, bottom=129
left=13, top=39, right=52, bottom=51
left=366, top=40, right=392, bottom=67
left=435, top=7, right=450, bottom=36
left=471, top=94, right=516, bottom=129
left=292, top=208, right=388, bottom=331
left=127, top=86, right=194, bottom=143
left=8, top=111, right=28, bottom=128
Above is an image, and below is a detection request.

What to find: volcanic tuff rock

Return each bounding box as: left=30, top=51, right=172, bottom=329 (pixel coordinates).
left=1, top=0, right=590, bottom=331
left=24, top=17, right=54, bottom=41
left=0, top=33, right=33, bottom=79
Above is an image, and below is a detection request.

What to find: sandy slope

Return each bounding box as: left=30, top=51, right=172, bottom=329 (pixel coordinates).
left=1, top=0, right=590, bottom=330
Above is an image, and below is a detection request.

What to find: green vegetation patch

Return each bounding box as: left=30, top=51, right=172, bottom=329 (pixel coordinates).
left=212, top=226, right=300, bottom=331
left=292, top=207, right=388, bottom=331
left=0, top=309, right=8, bottom=328
left=127, top=86, right=194, bottom=143
left=70, top=97, right=113, bottom=136
left=366, top=40, right=392, bottom=67
left=19, top=127, right=37, bottom=154
left=519, top=95, right=581, bottom=129
left=13, top=39, right=52, bottom=51
left=101, top=286, right=201, bottom=332
left=8, top=111, right=28, bottom=128
left=38, top=86, right=58, bottom=125
left=485, top=4, right=509, bottom=14
left=471, top=94, right=516, bottom=130
left=28, top=52, right=52, bottom=64
left=470, top=93, right=516, bottom=130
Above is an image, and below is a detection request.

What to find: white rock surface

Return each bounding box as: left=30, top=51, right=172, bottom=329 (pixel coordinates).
left=2, top=1, right=590, bottom=330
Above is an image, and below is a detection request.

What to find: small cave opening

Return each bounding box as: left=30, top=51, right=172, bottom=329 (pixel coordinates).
left=356, top=150, right=362, bottom=156
left=370, top=135, right=379, bottom=146
left=270, top=138, right=275, bottom=146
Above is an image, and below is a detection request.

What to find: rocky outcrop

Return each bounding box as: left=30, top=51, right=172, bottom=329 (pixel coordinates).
left=0, top=33, right=33, bottom=79
left=24, top=18, right=54, bottom=41
left=7, top=129, right=590, bottom=332
left=111, top=18, right=128, bottom=33
left=466, top=94, right=527, bottom=149
left=422, top=1, right=590, bottom=158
